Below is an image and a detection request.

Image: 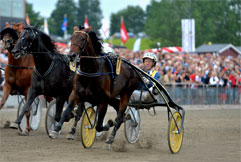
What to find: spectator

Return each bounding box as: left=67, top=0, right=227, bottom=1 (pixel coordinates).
left=163, top=68, right=174, bottom=84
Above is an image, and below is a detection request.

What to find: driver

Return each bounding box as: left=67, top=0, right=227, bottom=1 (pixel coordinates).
left=131, top=52, right=161, bottom=102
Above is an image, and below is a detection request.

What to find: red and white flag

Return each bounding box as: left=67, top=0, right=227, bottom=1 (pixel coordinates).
left=120, top=17, right=129, bottom=44
left=84, top=15, right=89, bottom=28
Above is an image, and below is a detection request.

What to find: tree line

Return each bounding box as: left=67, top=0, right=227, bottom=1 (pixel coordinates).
left=26, top=0, right=240, bottom=47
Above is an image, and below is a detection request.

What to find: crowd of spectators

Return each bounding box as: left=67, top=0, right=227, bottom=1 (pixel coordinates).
left=114, top=48, right=241, bottom=89
left=114, top=47, right=241, bottom=104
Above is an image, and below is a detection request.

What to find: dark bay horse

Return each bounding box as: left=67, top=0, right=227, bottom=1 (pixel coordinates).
left=0, top=28, right=35, bottom=135
left=50, top=27, right=140, bottom=144
left=11, top=23, right=75, bottom=135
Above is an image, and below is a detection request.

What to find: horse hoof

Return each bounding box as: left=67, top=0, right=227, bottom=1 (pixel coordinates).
left=96, top=131, right=104, bottom=140
left=105, top=135, right=114, bottom=144
left=49, top=131, right=59, bottom=139
left=9, top=122, right=18, bottom=129
left=107, top=120, right=114, bottom=127
left=3, top=121, right=10, bottom=128
left=19, top=130, right=29, bottom=136
left=125, top=114, right=131, bottom=121
left=66, top=134, right=74, bottom=140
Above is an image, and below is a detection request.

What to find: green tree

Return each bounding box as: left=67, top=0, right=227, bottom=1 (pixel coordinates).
left=49, top=0, right=77, bottom=36
left=77, top=0, right=102, bottom=31
left=145, top=0, right=241, bottom=47
left=110, top=6, right=146, bottom=35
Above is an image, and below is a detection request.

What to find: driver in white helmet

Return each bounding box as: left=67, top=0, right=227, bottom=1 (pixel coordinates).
left=131, top=52, right=161, bottom=102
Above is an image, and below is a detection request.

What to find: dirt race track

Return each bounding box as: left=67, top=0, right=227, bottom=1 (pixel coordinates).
left=0, top=105, right=240, bottom=162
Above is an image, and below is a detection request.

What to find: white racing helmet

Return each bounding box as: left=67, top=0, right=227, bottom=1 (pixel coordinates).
left=143, top=52, right=157, bottom=66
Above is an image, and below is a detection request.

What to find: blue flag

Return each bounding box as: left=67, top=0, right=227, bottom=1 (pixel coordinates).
left=61, top=17, right=67, bottom=32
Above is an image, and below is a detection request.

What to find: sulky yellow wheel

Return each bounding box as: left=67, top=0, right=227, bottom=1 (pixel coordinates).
left=81, top=107, right=97, bottom=148
left=168, top=111, right=184, bottom=154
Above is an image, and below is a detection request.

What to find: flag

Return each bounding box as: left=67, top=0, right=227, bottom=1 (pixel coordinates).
left=120, top=17, right=129, bottom=44
left=100, top=19, right=110, bottom=39
left=133, top=38, right=141, bottom=52
left=26, top=15, right=30, bottom=26
left=61, top=16, right=67, bottom=32
left=84, top=15, right=89, bottom=28
left=44, top=18, right=49, bottom=35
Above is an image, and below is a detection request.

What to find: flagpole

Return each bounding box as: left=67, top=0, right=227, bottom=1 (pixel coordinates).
left=64, top=14, right=67, bottom=39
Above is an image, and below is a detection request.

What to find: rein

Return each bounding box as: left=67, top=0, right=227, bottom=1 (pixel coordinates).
left=76, top=69, right=114, bottom=77
left=6, top=64, right=33, bottom=69
left=76, top=54, right=115, bottom=79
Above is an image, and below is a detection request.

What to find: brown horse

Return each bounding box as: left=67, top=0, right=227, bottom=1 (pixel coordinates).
left=50, top=27, right=141, bottom=144
left=0, top=27, right=34, bottom=135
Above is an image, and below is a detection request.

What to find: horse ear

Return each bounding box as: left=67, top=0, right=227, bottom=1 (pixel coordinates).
left=33, top=21, right=40, bottom=29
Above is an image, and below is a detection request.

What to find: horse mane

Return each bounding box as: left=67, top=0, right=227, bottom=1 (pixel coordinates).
left=24, top=27, right=57, bottom=53
left=88, top=30, right=102, bottom=55
left=38, top=30, right=57, bottom=53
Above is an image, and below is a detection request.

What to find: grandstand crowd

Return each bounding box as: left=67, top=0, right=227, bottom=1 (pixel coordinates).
left=114, top=48, right=241, bottom=88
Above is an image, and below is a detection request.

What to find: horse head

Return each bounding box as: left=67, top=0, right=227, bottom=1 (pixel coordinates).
left=69, top=27, right=95, bottom=59
left=11, top=22, right=40, bottom=59
left=12, top=22, right=55, bottom=59
left=0, top=28, right=18, bottom=51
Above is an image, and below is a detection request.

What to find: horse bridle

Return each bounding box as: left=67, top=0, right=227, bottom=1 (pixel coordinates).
left=71, top=31, right=89, bottom=55
left=19, top=28, right=38, bottom=54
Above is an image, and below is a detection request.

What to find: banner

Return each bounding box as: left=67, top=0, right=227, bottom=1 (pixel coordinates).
left=181, top=19, right=195, bottom=52
left=120, top=17, right=129, bottom=44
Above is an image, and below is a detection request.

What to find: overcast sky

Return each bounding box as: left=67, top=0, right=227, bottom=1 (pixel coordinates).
left=27, top=0, right=151, bottom=23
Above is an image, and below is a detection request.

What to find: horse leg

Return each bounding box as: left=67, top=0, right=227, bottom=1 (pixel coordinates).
left=49, top=100, right=76, bottom=138
left=23, top=108, right=31, bottom=136
left=10, top=87, right=38, bottom=133
left=109, top=98, right=120, bottom=113
left=54, top=96, right=66, bottom=122
left=23, top=89, right=31, bottom=135
left=0, top=83, right=12, bottom=110
left=66, top=102, right=84, bottom=140
left=106, top=94, right=130, bottom=144
left=96, top=103, right=114, bottom=132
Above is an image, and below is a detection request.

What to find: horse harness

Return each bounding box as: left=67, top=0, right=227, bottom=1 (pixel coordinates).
left=33, top=54, right=71, bottom=93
